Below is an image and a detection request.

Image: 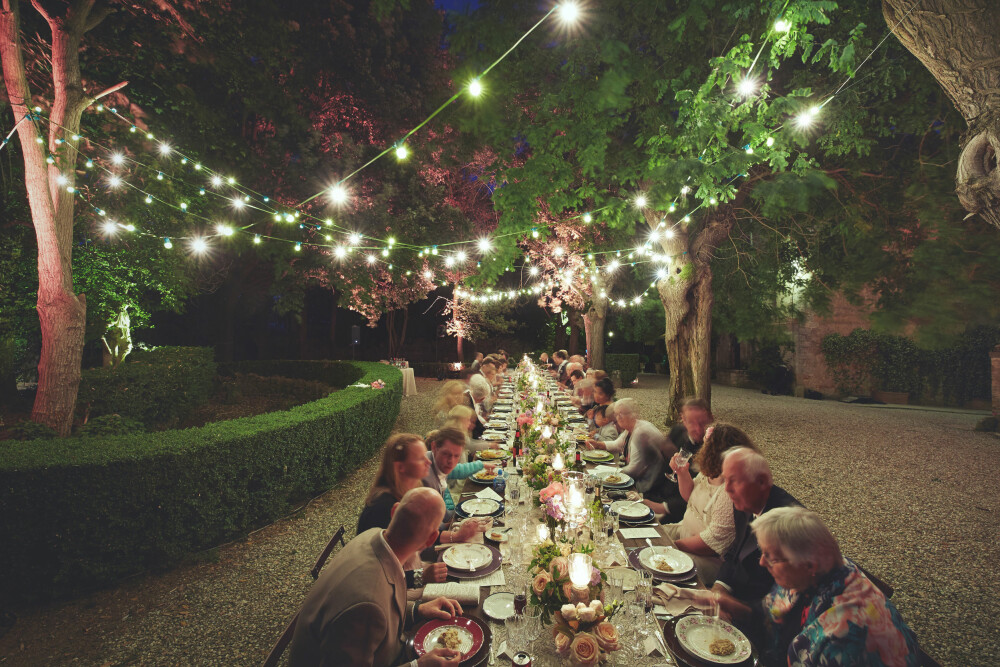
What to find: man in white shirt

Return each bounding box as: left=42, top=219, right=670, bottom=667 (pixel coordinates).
left=288, top=488, right=463, bottom=667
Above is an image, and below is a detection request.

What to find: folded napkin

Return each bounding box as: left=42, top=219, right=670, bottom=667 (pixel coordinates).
left=464, top=568, right=506, bottom=587
left=652, top=583, right=713, bottom=614
left=419, top=582, right=480, bottom=605
left=643, top=635, right=667, bottom=657
left=619, top=527, right=661, bottom=539
left=592, top=465, right=619, bottom=474
left=474, top=487, right=503, bottom=502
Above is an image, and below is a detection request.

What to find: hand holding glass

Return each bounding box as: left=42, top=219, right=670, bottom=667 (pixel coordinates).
left=666, top=449, right=693, bottom=482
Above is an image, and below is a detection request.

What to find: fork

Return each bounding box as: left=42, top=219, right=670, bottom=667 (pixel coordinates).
left=468, top=557, right=476, bottom=573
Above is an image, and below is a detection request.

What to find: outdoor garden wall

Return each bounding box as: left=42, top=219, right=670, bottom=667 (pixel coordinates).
left=0, top=361, right=401, bottom=601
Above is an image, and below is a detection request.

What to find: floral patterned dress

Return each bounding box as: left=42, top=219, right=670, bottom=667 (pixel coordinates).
left=762, top=560, right=919, bottom=667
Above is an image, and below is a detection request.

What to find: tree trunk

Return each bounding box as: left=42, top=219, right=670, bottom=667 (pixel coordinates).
left=456, top=334, right=464, bottom=362
left=386, top=310, right=397, bottom=358
left=567, top=308, right=583, bottom=357
left=652, top=210, right=735, bottom=423
left=0, top=0, right=116, bottom=435
left=884, top=0, right=1000, bottom=228
left=329, top=293, right=337, bottom=357
left=584, top=273, right=610, bottom=370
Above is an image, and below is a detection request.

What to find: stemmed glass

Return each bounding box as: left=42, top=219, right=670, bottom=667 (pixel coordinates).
left=666, top=449, right=693, bottom=483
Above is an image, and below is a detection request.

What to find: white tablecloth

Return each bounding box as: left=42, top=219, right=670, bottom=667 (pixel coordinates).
left=401, top=368, right=417, bottom=397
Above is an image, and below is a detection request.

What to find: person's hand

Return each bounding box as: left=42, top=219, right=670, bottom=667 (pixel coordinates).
left=587, top=439, right=606, bottom=451
left=453, top=519, right=480, bottom=542
left=418, top=596, right=463, bottom=621
left=669, top=452, right=690, bottom=473
left=417, top=647, right=461, bottom=666
left=626, top=491, right=641, bottom=501
left=423, top=561, right=448, bottom=584
left=483, top=462, right=498, bottom=472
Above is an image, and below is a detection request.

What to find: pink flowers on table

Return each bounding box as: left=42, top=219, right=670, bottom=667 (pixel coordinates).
left=539, top=481, right=566, bottom=522
left=569, top=633, right=601, bottom=666
left=370, top=379, right=385, bottom=389
left=516, top=412, right=535, bottom=428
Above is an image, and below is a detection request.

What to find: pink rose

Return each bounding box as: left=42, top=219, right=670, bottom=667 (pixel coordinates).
left=550, top=556, right=570, bottom=580
left=562, top=581, right=574, bottom=601
left=555, top=631, right=572, bottom=657
left=594, top=622, right=620, bottom=651
left=532, top=571, right=552, bottom=596
left=569, top=632, right=601, bottom=666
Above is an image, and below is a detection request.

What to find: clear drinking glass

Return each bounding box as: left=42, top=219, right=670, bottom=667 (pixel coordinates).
left=523, top=604, right=543, bottom=641
left=666, top=448, right=693, bottom=483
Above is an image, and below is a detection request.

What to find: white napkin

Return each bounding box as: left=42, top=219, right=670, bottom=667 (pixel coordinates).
left=620, top=527, right=661, bottom=539
left=474, top=487, right=503, bottom=502
left=592, top=465, right=619, bottom=474
left=643, top=636, right=666, bottom=657
left=496, top=641, right=512, bottom=660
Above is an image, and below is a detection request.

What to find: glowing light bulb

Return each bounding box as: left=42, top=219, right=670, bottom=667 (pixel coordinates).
left=634, top=194, right=648, bottom=208
left=329, top=183, right=349, bottom=205
left=107, top=175, right=122, bottom=189
left=456, top=251, right=467, bottom=262
left=478, top=237, right=492, bottom=253
left=102, top=221, right=117, bottom=235
left=366, top=254, right=376, bottom=265
left=349, top=232, right=361, bottom=245
left=211, top=175, right=223, bottom=187
left=216, top=224, right=233, bottom=236
left=657, top=268, right=668, bottom=280
left=553, top=246, right=564, bottom=257
left=774, top=19, right=791, bottom=33
left=190, top=237, right=208, bottom=254
left=737, top=77, right=758, bottom=98
left=253, top=234, right=262, bottom=244
left=334, top=246, right=347, bottom=259
left=445, top=257, right=455, bottom=267
left=158, top=143, right=171, bottom=156
left=649, top=230, right=660, bottom=242
left=395, top=144, right=409, bottom=160
left=795, top=106, right=820, bottom=129
left=680, top=185, right=690, bottom=195
left=766, top=136, right=775, bottom=147
left=529, top=266, right=539, bottom=277
left=468, top=79, right=483, bottom=97
left=423, top=270, right=432, bottom=279
left=294, top=242, right=302, bottom=251
left=232, top=198, right=245, bottom=209
left=664, top=228, right=675, bottom=239
left=583, top=212, right=592, bottom=223
left=557, top=2, right=581, bottom=24
left=163, top=238, right=172, bottom=249
left=607, top=260, right=620, bottom=272
left=110, top=152, right=125, bottom=165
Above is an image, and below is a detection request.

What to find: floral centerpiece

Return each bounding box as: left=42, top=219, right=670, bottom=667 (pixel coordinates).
left=527, top=541, right=622, bottom=665
left=370, top=379, right=385, bottom=389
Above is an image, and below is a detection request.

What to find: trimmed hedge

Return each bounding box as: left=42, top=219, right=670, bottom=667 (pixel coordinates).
left=0, top=361, right=401, bottom=601
left=77, top=346, right=216, bottom=426
left=605, top=353, right=641, bottom=386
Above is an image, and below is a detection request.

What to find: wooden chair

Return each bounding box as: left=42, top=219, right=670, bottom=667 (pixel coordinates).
left=310, top=525, right=346, bottom=580
left=261, top=526, right=347, bottom=666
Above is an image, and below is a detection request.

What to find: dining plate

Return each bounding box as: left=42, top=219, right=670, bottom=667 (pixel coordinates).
left=637, top=546, right=694, bottom=576
left=610, top=500, right=650, bottom=518
left=582, top=450, right=614, bottom=462
left=486, top=422, right=509, bottom=430
left=480, top=432, right=507, bottom=442
left=457, top=498, right=501, bottom=516
left=486, top=526, right=510, bottom=543
left=597, top=471, right=633, bottom=487
left=414, top=616, right=486, bottom=662
left=442, top=543, right=494, bottom=570
left=482, top=592, right=516, bottom=621
left=675, top=615, right=753, bottom=664
left=470, top=469, right=502, bottom=484
left=478, top=448, right=511, bottom=460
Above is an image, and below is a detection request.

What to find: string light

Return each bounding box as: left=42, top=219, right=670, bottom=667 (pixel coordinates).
left=163, top=237, right=172, bottom=249
left=582, top=213, right=592, bottom=223
left=211, top=175, right=223, bottom=187
left=190, top=237, right=209, bottom=255
left=158, top=143, right=171, bottom=156
left=766, top=136, right=775, bottom=147
left=253, top=234, right=262, bottom=244
left=774, top=19, right=791, bottom=33
left=394, top=144, right=409, bottom=161
left=557, top=2, right=581, bottom=25
left=231, top=197, right=245, bottom=209
left=456, top=251, right=467, bottom=262
left=334, top=246, right=347, bottom=259
left=107, top=175, right=122, bottom=189
left=478, top=237, right=492, bottom=253
left=329, top=183, right=350, bottom=206
left=468, top=79, right=483, bottom=97
left=736, top=76, right=759, bottom=97
left=634, top=194, right=648, bottom=209
left=795, top=105, right=821, bottom=129
left=110, top=152, right=125, bottom=165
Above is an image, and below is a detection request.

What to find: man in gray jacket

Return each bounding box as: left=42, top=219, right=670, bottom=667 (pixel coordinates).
left=596, top=398, right=674, bottom=493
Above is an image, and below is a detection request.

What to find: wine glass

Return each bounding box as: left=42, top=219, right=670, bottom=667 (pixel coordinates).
left=666, top=448, right=693, bottom=483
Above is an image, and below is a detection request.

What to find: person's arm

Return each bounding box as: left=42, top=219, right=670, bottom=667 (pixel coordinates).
left=447, top=461, right=484, bottom=480
left=674, top=457, right=694, bottom=501
left=603, top=429, right=628, bottom=454
left=697, top=488, right=736, bottom=557
left=672, top=534, right=718, bottom=556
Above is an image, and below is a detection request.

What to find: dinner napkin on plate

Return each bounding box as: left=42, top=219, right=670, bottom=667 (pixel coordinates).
left=619, top=527, right=661, bottom=539
left=591, top=465, right=619, bottom=474
left=419, top=583, right=480, bottom=605
left=474, top=487, right=503, bottom=502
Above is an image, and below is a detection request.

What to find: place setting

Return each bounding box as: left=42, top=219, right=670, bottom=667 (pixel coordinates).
left=437, top=542, right=503, bottom=580
left=412, top=614, right=493, bottom=666
left=455, top=497, right=505, bottom=519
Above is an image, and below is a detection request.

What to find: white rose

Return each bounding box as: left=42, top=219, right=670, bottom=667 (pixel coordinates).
left=578, top=606, right=597, bottom=623
left=561, top=603, right=578, bottom=620
left=589, top=600, right=604, bottom=617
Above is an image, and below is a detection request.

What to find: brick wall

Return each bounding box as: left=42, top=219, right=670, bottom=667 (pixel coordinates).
left=789, top=293, right=874, bottom=396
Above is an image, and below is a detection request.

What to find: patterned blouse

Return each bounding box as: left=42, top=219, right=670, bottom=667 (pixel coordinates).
left=762, top=560, right=919, bottom=667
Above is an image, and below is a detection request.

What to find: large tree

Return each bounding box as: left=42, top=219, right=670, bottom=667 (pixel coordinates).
left=0, top=0, right=126, bottom=435
left=883, top=0, right=1000, bottom=229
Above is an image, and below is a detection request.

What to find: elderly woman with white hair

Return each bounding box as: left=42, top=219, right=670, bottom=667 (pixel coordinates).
left=588, top=397, right=673, bottom=493
left=463, top=374, right=492, bottom=439
left=754, top=507, right=919, bottom=667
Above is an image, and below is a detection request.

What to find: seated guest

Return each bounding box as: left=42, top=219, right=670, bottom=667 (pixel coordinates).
left=566, top=366, right=585, bottom=391
left=644, top=397, right=716, bottom=518
left=433, top=380, right=468, bottom=427
left=650, top=424, right=758, bottom=586
left=421, top=427, right=495, bottom=524
left=713, top=448, right=801, bottom=620
left=442, top=404, right=492, bottom=457
left=539, top=352, right=550, bottom=368
left=590, top=403, right=619, bottom=442
left=755, top=507, right=919, bottom=666
left=468, top=352, right=484, bottom=375
left=590, top=398, right=673, bottom=493
left=572, top=377, right=595, bottom=413
left=288, top=487, right=464, bottom=667
left=357, top=434, right=448, bottom=588
left=568, top=354, right=586, bottom=371
left=464, top=375, right=491, bottom=438
left=586, top=377, right=616, bottom=428
left=552, top=349, right=568, bottom=379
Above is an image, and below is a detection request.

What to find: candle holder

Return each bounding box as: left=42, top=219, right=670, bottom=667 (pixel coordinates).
left=568, top=552, right=593, bottom=603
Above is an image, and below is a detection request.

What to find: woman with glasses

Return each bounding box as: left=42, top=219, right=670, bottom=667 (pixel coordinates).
left=754, top=507, right=919, bottom=667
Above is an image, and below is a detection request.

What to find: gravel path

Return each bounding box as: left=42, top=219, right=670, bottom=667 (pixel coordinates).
left=1, top=376, right=996, bottom=666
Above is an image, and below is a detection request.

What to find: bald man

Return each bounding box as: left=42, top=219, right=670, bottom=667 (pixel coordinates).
left=288, top=488, right=463, bottom=667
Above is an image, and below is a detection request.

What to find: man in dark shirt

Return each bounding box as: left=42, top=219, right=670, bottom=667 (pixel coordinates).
left=713, top=448, right=801, bottom=620
left=645, top=398, right=713, bottom=519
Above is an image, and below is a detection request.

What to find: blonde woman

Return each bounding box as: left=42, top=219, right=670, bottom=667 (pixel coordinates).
left=432, top=380, right=467, bottom=426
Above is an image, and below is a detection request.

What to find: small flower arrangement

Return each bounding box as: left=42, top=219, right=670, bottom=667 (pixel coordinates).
left=370, top=379, right=386, bottom=389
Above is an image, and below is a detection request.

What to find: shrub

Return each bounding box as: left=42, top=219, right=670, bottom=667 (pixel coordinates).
left=747, top=345, right=794, bottom=395
left=76, top=414, right=145, bottom=437
left=820, top=330, right=880, bottom=396
left=77, top=346, right=216, bottom=427
left=604, top=353, right=641, bottom=386
left=231, top=373, right=334, bottom=403
left=0, top=361, right=401, bottom=602
left=7, top=421, right=58, bottom=441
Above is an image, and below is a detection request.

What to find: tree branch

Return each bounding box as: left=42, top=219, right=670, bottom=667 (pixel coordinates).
left=83, top=0, right=112, bottom=33
left=86, top=78, right=127, bottom=105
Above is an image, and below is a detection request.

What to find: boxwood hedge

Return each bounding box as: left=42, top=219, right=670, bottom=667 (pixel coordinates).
left=0, top=361, right=401, bottom=601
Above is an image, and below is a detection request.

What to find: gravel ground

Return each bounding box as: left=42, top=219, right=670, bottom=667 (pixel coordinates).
left=1, top=376, right=996, bottom=666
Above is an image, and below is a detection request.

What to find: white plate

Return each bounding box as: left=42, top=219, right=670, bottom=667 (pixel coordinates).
left=486, top=527, right=510, bottom=543
left=582, top=450, right=613, bottom=462
left=422, top=623, right=476, bottom=655
left=598, top=471, right=632, bottom=487
left=472, top=469, right=501, bottom=483
left=675, top=615, right=752, bottom=664
left=637, top=546, right=694, bottom=575
left=442, top=543, right=494, bottom=570
left=610, top=500, right=650, bottom=518
left=459, top=498, right=500, bottom=516
left=482, top=592, right=515, bottom=621
left=486, top=422, right=509, bottom=429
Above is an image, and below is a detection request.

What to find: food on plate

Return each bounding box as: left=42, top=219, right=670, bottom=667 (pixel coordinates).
left=652, top=557, right=674, bottom=572
left=480, top=449, right=507, bottom=459
left=604, top=474, right=623, bottom=484
left=489, top=530, right=505, bottom=541
left=709, top=638, right=736, bottom=656
left=437, top=627, right=462, bottom=651
left=475, top=470, right=499, bottom=481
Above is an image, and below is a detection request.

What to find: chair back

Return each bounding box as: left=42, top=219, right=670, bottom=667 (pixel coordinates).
left=311, top=525, right=347, bottom=580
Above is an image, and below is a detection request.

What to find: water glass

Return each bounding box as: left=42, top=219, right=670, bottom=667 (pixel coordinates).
left=522, top=604, right=543, bottom=641
left=505, top=612, right=527, bottom=651
left=667, top=448, right=693, bottom=482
